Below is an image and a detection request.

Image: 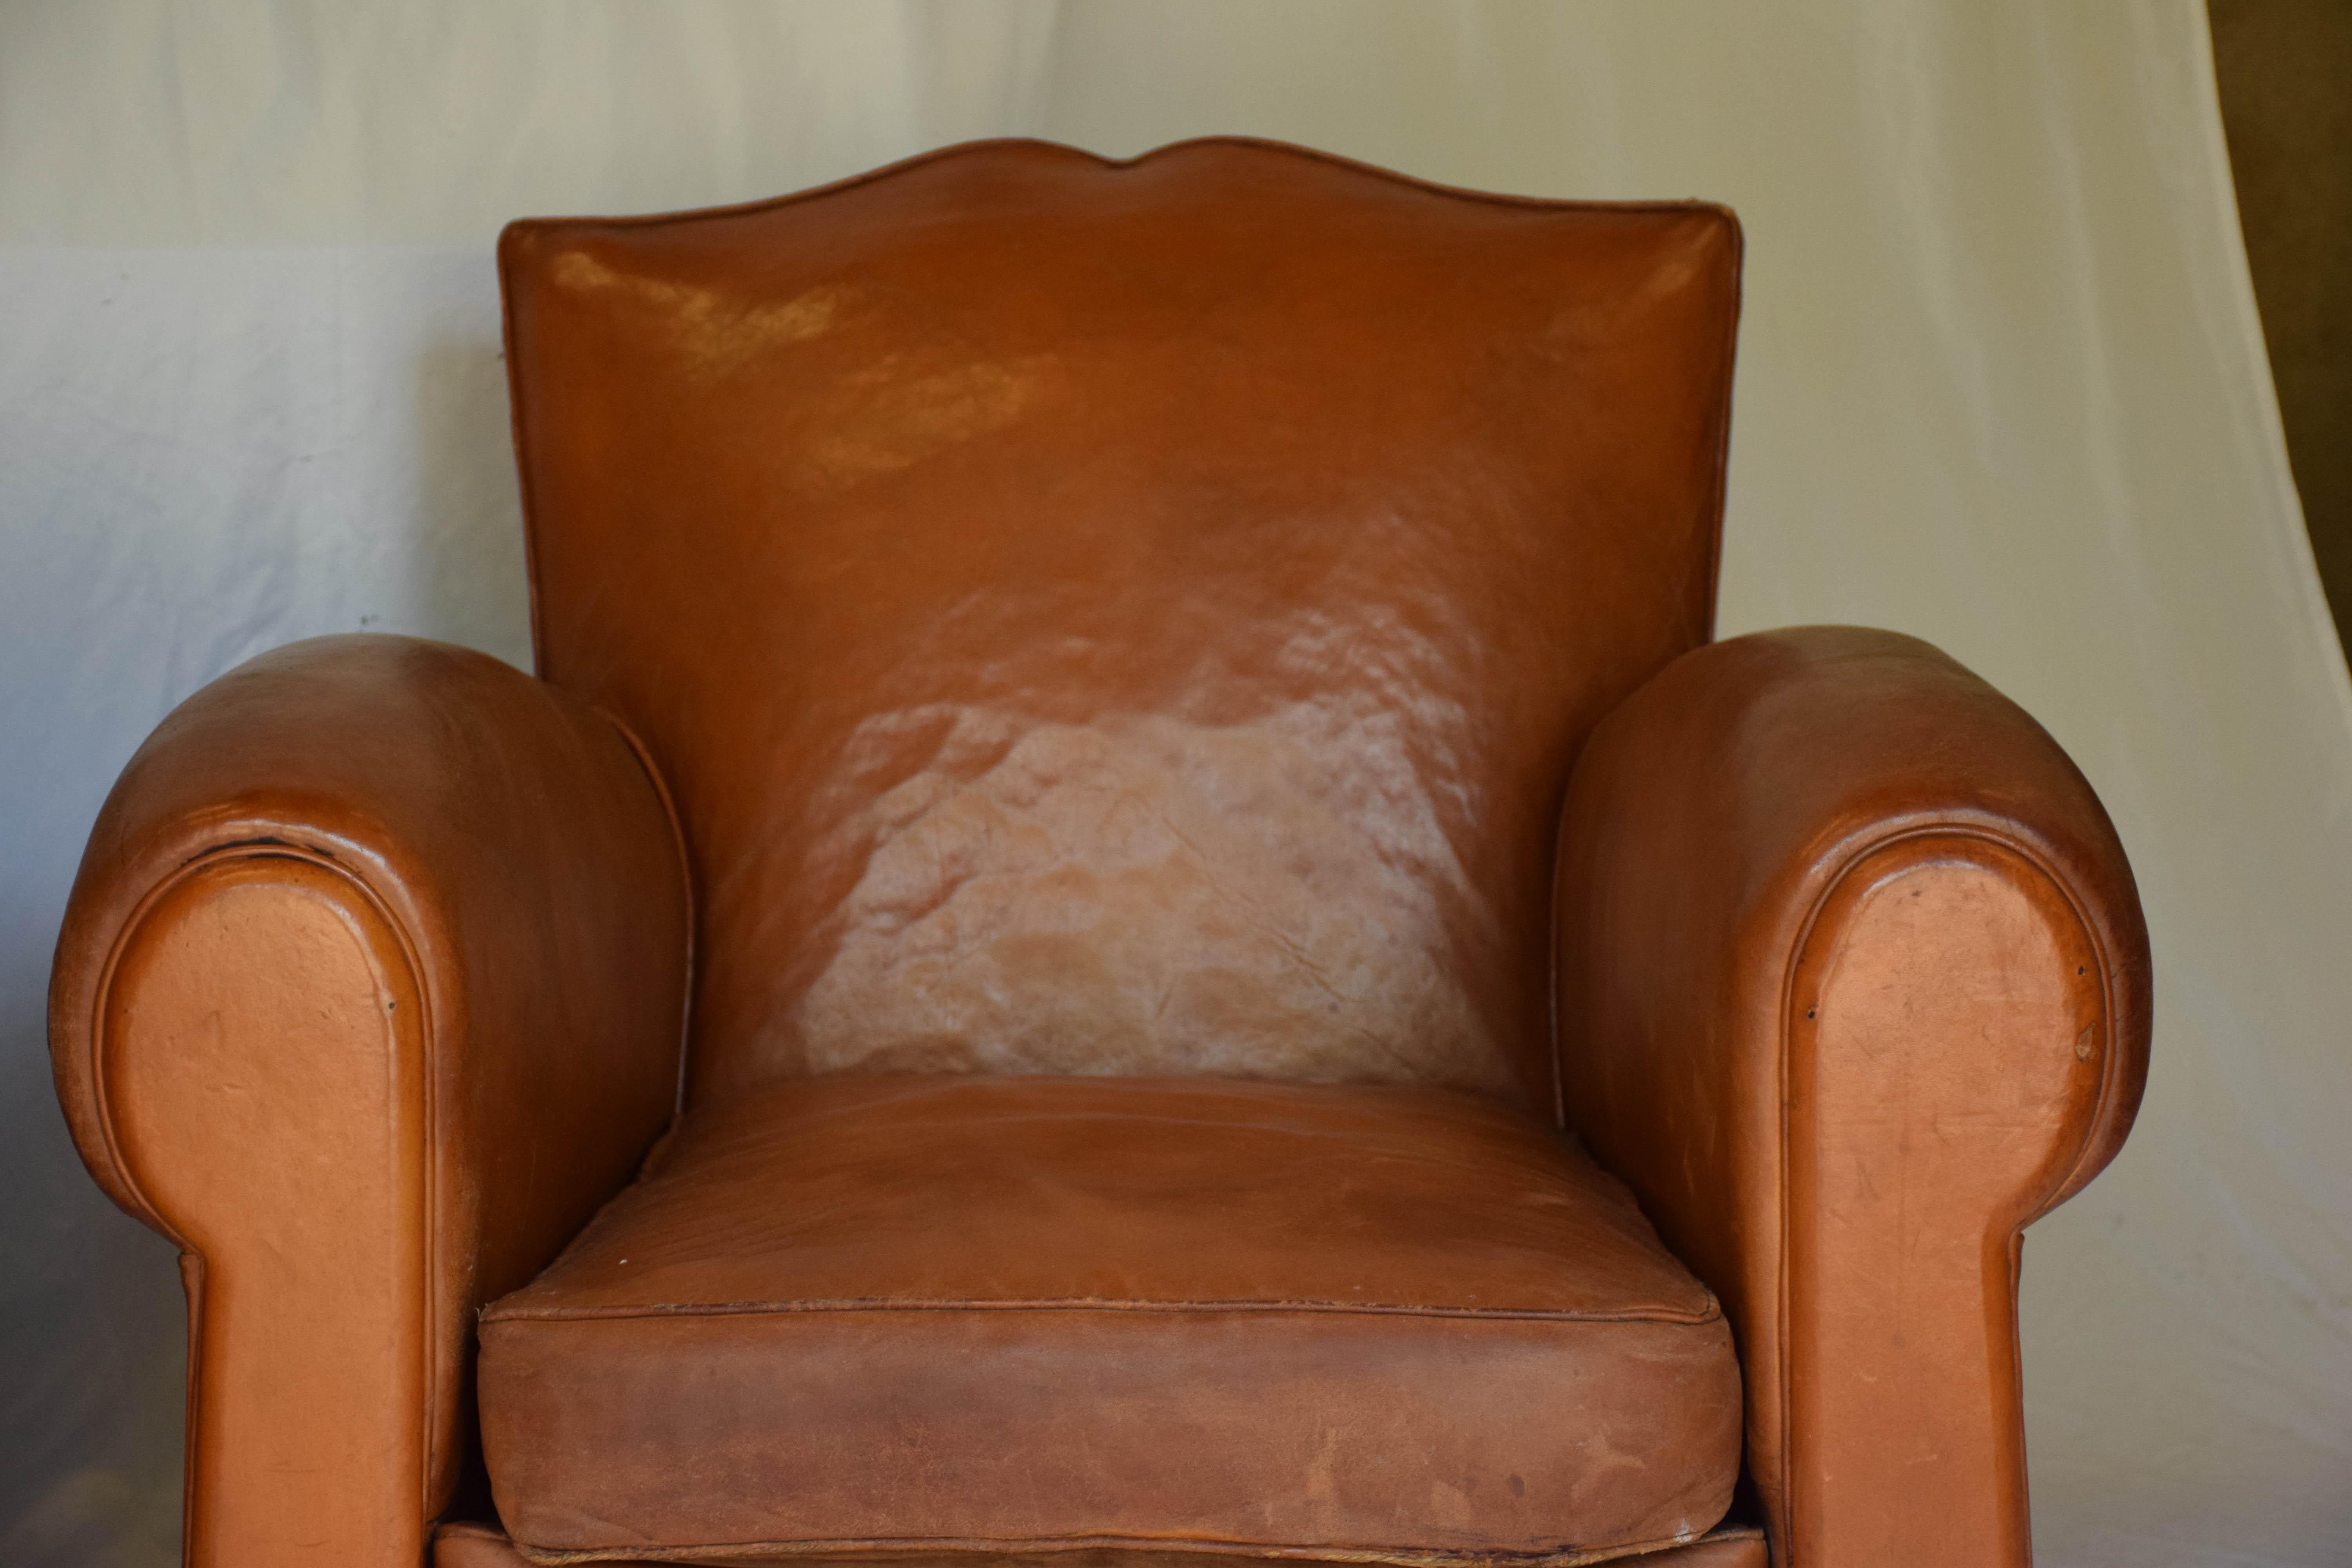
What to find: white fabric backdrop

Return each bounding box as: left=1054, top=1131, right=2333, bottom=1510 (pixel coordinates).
left=2, top=4, right=2346, bottom=1564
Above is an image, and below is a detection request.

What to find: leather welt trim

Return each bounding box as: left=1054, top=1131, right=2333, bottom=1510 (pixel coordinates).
left=510, top=1523, right=1764, bottom=1568
left=481, top=1296, right=1725, bottom=1325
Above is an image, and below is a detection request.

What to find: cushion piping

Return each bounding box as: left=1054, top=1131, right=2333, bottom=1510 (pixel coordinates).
left=483, top=1295, right=1725, bottom=1326
left=507, top=1523, right=1759, bottom=1568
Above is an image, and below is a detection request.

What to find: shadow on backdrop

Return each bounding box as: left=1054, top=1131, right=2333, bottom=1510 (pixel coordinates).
left=2211, top=0, right=2352, bottom=655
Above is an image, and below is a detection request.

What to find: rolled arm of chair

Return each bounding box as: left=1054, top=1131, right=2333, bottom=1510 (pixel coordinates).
left=49, top=635, right=690, bottom=1568
left=1553, top=626, right=2151, bottom=1568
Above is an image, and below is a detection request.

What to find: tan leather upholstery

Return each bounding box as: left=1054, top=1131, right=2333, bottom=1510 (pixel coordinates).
left=48, top=637, right=690, bottom=1568
left=1555, top=626, right=2152, bottom=1566
left=499, top=137, right=1740, bottom=1108
left=479, top=1076, right=1740, bottom=1563
left=50, top=139, right=2151, bottom=1568
left=432, top=1523, right=1771, bottom=1568
left=437, top=1523, right=1769, bottom=1568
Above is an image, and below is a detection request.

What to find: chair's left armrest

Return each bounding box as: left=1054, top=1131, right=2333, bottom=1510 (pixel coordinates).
left=49, top=634, right=690, bottom=1568
left=1553, top=626, right=2151, bottom=1568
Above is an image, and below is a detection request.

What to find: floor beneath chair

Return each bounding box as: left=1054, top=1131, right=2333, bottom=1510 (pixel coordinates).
left=431, top=1524, right=1768, bottom=1568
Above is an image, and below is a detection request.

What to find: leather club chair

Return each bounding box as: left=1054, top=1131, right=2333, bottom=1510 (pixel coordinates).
left=49, top=138, right=2151, bottom=1568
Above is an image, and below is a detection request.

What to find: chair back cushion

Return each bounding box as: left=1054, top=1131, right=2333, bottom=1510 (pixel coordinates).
left=499, top=138, right=1740, bottom=1107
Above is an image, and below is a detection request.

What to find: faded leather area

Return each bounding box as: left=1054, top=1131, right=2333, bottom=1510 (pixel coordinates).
left=479, top=1076, right=1741, bottom=1561
left=500, top=137, right=1742, bottom=1105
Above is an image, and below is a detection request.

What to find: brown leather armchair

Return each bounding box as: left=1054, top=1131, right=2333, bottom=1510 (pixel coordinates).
left=49, top=139, right=2150, bottom=1568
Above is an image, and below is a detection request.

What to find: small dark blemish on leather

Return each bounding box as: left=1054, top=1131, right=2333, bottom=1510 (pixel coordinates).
left=189, top=834, right=300, bottom=864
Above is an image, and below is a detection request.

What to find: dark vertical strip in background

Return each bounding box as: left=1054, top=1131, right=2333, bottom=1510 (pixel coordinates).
left=2209, top=0, right=2352, bottom=657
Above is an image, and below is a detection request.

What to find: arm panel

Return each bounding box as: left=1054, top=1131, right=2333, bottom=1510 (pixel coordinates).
left=49, top=634, right=690, bottom=1568
left=1553, top=626, right=2150, bottom=1568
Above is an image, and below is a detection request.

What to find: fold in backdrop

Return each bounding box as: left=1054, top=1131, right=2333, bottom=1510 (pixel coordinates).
left=2, top=3, right=2347, bottom=1564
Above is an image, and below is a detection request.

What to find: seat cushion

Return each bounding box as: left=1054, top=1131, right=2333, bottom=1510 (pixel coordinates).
left=478, top=1076, right=1741, bottom=1565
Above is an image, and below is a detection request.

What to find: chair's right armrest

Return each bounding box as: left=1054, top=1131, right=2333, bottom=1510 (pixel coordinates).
left=1553, top=626, right=2151, bottom=1568
left=49, top=634, right=690, bottom=1568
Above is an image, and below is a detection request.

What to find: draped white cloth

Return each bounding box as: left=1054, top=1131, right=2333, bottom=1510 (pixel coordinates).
left=2, top=4, right=2345, bottom=1564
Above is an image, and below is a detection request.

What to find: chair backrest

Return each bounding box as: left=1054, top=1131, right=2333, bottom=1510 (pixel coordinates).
left=500, top=138, right=1740, bottom=1111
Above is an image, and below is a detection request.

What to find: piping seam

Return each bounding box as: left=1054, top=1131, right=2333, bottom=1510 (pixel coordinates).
left=592, top=706, right=696, bottom=1115
left=484, top=1298, right=1726, bottom=1326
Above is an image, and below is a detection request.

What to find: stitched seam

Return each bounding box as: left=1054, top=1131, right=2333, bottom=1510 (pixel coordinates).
left=1696, top=212, right=1743, bottom=642
left=590, top=706, right=696, bottom=1116
left=497, top=230, right=549, bottom=676
left=509, top=1523, right=1757, bottom=1568
left=1554, top=212, right=1741, bottom=1134
left=483, top=1297, right=1723, bottom=1326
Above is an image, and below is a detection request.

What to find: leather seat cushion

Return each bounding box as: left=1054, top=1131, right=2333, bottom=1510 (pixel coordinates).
left=478, top=1076, right=1742, bottom=1564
